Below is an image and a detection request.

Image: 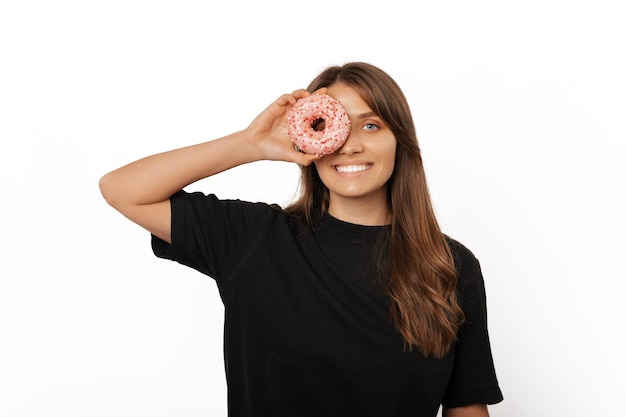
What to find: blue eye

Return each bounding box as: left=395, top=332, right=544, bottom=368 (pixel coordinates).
left=363, top=123, right=379, bottom=131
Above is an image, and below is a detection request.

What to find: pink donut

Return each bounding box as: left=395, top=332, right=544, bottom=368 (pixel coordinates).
left=287, top=94, right=351, bottom=156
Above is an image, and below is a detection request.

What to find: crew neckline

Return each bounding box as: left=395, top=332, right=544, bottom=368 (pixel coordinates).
left=319, top=213, right=391, bottom=239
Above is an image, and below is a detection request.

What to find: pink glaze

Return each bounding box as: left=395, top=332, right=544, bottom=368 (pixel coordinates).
left=287, top=94, right=351, bottom=156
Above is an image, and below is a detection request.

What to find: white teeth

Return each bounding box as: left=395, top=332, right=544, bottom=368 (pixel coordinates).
left=335, top=164, right=371, bottom=173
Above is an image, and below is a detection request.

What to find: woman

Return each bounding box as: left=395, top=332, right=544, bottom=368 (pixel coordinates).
left=100, top=62, right=503, bottom=416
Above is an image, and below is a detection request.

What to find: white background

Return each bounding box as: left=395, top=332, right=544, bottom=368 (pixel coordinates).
left=1, top=1, right=624, bottom=416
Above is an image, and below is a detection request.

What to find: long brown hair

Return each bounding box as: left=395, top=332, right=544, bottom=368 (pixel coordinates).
left=286, top=62, right=464, bottom=358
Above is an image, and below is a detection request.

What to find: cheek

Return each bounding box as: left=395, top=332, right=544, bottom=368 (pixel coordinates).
left=382, top=161, right=396, bottom=183
left=313, top=161, right=332, bottom=183
left=381, top=142, right=398, bottom=179
left=382, top=141, right=398, bottom=165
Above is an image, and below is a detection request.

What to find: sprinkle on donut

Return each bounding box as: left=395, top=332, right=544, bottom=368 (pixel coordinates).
left=287, top=94, right=351, bottom=156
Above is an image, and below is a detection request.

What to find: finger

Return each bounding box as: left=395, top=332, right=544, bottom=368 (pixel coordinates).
left=312, top=87, right=329, bottom=96
left=300, top=154, right=322, bottom=166
left=291, top=89, right=310, bottom=99
left=275, top=90, right=310, bottom=109
left=286, top=147, right=320, bottom=166
left=275, top=93, right=298, bottom=106
left=297, top=153, right=321, bottom=167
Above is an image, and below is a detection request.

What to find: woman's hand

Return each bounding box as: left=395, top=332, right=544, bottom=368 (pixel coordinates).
left=241, top=89, right=322, bottom=166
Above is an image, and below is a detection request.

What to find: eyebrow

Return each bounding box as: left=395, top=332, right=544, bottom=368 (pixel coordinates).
left=355, top=111, right=380, bottom=120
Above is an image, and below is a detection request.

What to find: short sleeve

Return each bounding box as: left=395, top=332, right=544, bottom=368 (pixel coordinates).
left=442, top=240, right=504, bottom=407
left=151, top=191, right=282, bottom=287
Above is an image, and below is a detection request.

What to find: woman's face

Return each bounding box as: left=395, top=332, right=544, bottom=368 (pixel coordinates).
left=314, top=82, right=397, bottom=215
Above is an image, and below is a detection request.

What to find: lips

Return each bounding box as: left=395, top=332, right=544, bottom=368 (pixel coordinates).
left=334, top=164, right=371, bottom=173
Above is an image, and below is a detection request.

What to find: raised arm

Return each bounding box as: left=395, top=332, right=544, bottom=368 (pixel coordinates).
left=442, top=404, right=490, bottom=417
left=99, top=89, right=319, bottom=243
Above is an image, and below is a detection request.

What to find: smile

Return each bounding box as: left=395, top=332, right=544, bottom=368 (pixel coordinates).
left=335, top=164, right=371, bottom=173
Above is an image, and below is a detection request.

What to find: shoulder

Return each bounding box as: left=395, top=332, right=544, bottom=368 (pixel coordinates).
left=174, top=190, right=282, bottom=210
left=173, top=190, right=285, bottom=218
left=444, top=236, right=490, bottom=314
left=444, top=235, right=483, bottom=282
left=170, top=190, right=301, bottom=236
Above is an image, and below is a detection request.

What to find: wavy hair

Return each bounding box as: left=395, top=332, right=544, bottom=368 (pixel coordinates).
left=286, top=62, right=464, bottom=358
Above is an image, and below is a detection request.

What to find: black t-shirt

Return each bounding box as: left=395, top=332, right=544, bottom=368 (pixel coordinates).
left=152, top=191, right=503, bottom=416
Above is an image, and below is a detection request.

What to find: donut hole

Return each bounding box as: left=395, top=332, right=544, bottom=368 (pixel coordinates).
left=311, top=118, right=326, bottom=132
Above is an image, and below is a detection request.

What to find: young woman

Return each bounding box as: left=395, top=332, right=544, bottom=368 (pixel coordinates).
left=100, top=62, right=503, bottom=417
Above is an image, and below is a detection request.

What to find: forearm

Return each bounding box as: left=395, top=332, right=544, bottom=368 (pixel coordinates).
left=99, top=131, right=259, bottom=209
left=100, top=89, right=316, bottom=240
left=442, top=404, right=489, bottom=417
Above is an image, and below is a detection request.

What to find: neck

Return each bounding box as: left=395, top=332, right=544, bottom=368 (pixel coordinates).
left=327, top=195, right=391, bottom=226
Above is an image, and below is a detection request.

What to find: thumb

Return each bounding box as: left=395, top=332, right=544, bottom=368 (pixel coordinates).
left=285, top=147, right=321, bottom=166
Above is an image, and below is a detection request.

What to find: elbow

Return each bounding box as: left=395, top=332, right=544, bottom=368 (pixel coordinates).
left=99, top=172, right=119, bottom=208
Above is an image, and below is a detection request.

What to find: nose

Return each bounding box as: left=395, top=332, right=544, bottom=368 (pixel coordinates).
left=338, top=131, right=363, bottom=155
